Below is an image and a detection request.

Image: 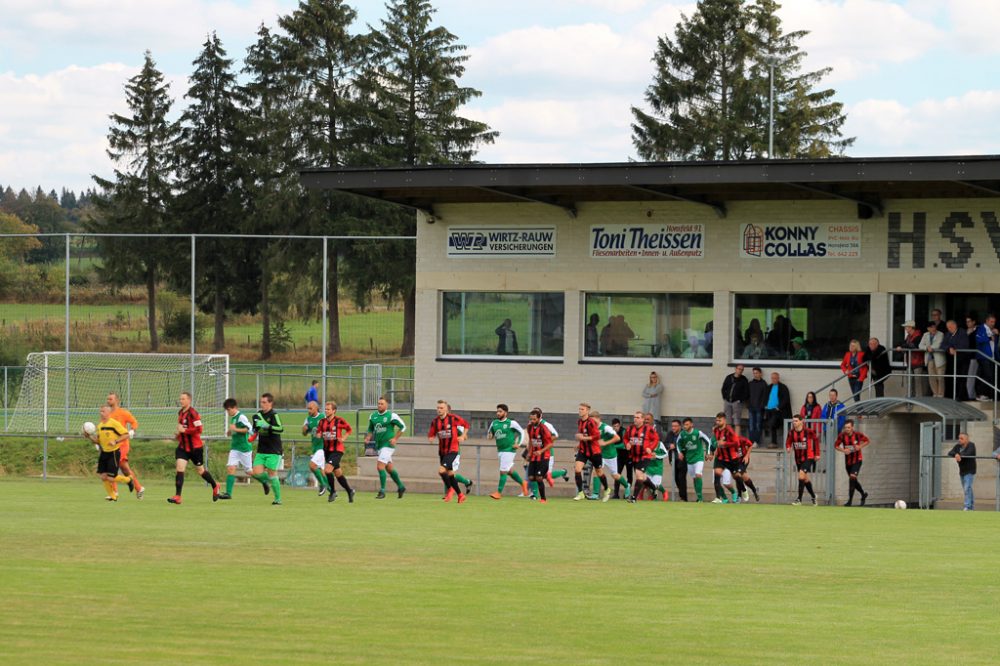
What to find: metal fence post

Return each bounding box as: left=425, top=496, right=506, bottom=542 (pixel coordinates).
left=64, top=233, right=70, bottom=433
left=475, top=445, right=481, bottom=496
left=322, top=237, right=328, bottom=402
left=42, top=433, right=48, bottom=482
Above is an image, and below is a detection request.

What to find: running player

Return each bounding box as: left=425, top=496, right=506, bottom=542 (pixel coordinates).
left=665, top=419, right=687, bottom=501
left=711, top=413, right=742, bottom=504
left=644, top=436, right=670, bottom=501
left=590, top=411, right=626, bottom=502
left=675, top=418, right=711, bottom=502
left=365, top=396, right=407, bottom=499
left=624, top=410, right=658, bottom=502
left=574, top=403, right=608, bottom=501
left=84, top=404, right=129, bottom=501
left=487, top=403, right=529, bottom=499
left=734, top=433, right=760, bottom=502
left=218, top=397, right=262, bottom=500
left=302, top=401, right=332, bottom=497
left=447, top=402, right=475, bottom=496
left=252, top=393, right=285, bottom=506
left=834, top=419, right=870, bottom=506
left=318, top=401, right=355, bottom=503
left=428, top=400, right=470, bottom=504
left=523, top=408, right=567, bottom=498
left=786, top=414, right=821, bottom=505
left=525, top=408, right=554, bottom=503
left=610, top=418, right=630, bottom=499
left=167, top=392, right=220, bottom=505
left=106, top=392, right=143, bottom=499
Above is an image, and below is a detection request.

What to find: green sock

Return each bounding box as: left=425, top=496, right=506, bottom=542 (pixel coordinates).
left=551, top=469, right=567, bottom=479
left=378, top=469, right=387, bottom=491
left=624, top=482, right=631, bottom=497
left=455, top=473, right=470, bottom=486
left=498, top=475, right=508, bottom=492
left=313, top=468, right=329, bottom=489
left=225, top=474, right=235, bottom=495
left=389, top=469, right=404, bottom=489
left=253, top=472, right=270, bottom=486
left=730, top=488, right=738, bottom=500
left=510, top=470, right=523, bottom=484
left=694, top=477, right=703, bottom=500
left=270, top=476, right=281, bottom=501
left=592, top=476, right=601, bottom=495
left=529, top=480, right=538, bottom=495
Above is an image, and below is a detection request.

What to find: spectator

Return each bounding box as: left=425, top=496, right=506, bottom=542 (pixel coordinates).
left=584, top=313, right=600, bottom=356
left=865, top=338, right=891, bottom=398
left=744, top=318, right=764, bottom=347
left=840, top=339, right=868, bottom=402
left=944, top=320, right=970, bottom=401
left=791, top=336, right=809, bottom=361
left=974, top=313, right=998, bottom=401
left=965, top=315, right=979, bottom=402
left=895, top=320, right=925, bottom=397
left=799, top=391, right=822, bottom=420
left=495, top=318, right=519, bottom=355
left=763, top=371, right=791, bottom=447
left=600, top=318, right=613, bottom=356
left=947, top=433, right=977, bottom=511
left=304, top=380, right=319, bottom=405
left=703, top=321, right=714, bottom=357
left=682, top=334, right=708, bottom=358
left=821, top=388, right=847, bottom=433
left=642, top=371, right=664, bottom=423
left=720, top=364, right=749, bottom=433
left=766, top=315, right=791, bottom=358
left=747, top=367, right=768, bottom=445
left=654, top=332, right=674, bottom=358
left=605, top=315, right=635, bottom=357
left=921, top=320, right=946, bottom=398
left=927, top=308, right=944, bottom=331
left=743, top=332, right=766, bottom=360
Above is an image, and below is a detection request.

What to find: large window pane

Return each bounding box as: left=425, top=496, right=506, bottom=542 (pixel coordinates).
left=441, top=292, right=564, bottom=358
left=584, top=293, right=714, bottom=359
left=734, top=294, right=870, bottom=362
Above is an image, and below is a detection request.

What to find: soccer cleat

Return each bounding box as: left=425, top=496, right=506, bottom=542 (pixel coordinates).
left=661, top=491, right=670, bottom=502
left=538, top=499, right=547, bottom=504
left=586, top=494, right=599, bottom=500
left=752, top=489, right=760, bottom=502
left=328, top=492, right=336, bottom=503
left=217, top=492, right=232, bottom=500
left=601, top=488, right=612, bottom=503
left=711, top=498, right=724, bottom=504
left=844, top=499, right=853, bottom=507
left=271, top=500, right=281, bottom=506
left=741, top=491, right=749, bottom=502
left=731, top=496, right=740, bottom=504
left=529, top=494, right=538, bottom=501
left=457, top=493, right=467, bottom=504
left=398, top=487, right=406, bottom=499
left=262, top=480, right=270, bottom=496
left=128, top=479, right=135, bottom=493
left=489, top=492, right=502, bottom=500
left=376, top=491, right=386, bottom=499
left=464, top=480, right=473, bottom=495
left=348, top=489, right=356, bottom=503
left=167, top=495, right=182, bottom=504
left=860, top=492, right=868, bottom=506
left=811, top=497, right=818, bottom=506
left=212, top=486, right=220, bottom=502
left=573, top=491, right=586, bottom=501
left=517, top=492, right=527, bottom=498
left=561, top=470, right=570, bottom=481
left=318, top=485, right=327, bottom=497
left=105, top=496, right=118, bottom=502
left=521, top=481, right=530, bottom=495
left=443, top=488, right=455, bottom=503
left=136, top=488, right=145, bottom=500
left=626, top=497, right=636, bottom=504
left=791, top=499, right=802, bottom=506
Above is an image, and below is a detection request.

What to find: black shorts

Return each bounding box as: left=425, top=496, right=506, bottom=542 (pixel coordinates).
left=325, top=450, right=344, bottom=469
left=575, top=452, right=603, bottom=468
left=528, top=460, right=550, bottom=478
left=845, top=461, right=863, bottom=476
left=733, top=461, right=748, bottom=474
left=632, top=460, right=648, bottom=472
left=440, top=452, right=459, bottom=471
left=716, top=459, right=739, bottom=473
left=796, top=460, right=816, bottom=474
left=97, top=449, right=121, bottom=475
left=176, top=446, right=205, bottom=467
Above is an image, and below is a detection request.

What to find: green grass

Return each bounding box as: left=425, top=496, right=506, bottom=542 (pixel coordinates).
left=0, top=479, right=996, bottom=665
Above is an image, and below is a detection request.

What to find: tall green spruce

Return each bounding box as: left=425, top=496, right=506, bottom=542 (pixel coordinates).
left=631, top=0, right=852, bottom=161
left=92, top=51, right=179, bottom=351
left=175, top=32, right=248, bottom=352
left=356, top=0, right=496, bottom=356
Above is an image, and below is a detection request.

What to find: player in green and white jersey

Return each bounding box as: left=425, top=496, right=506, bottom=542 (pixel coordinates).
left=218, top=397, right=259, bottom=500
left=302, top=401, right=332, bottom=497
left=365, top=396, right=407, bottom=499
left=487, top=403, right=529, bottom=499
left=675, top=417, right=712, bottom=502
left=590, top=411, right=625, bottom=502
left=644, top=439, right=670, bottom=501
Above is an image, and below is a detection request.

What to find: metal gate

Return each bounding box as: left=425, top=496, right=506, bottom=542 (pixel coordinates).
left=918, top=421, right=943, bottom=509
left=782, top=418, right=837, bottom=504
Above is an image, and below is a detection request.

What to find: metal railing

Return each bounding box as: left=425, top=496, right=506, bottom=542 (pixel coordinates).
left=920, top=453, right=1000, bottom=512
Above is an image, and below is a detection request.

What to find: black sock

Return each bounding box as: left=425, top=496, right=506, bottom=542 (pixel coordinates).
left=614, top=479, right=622, bottom=495
left=714, top=476, right=725, bottom=498
left=336, top=474, right=352, bottom=492
left=175, top=472, right=184, bottom=496
left=201, top=470, right=216, bottom=488
left=439, top=471, right=450, bottom=490
left=797, top=479, right=804, bottom=500
left=805, top=481, right=815, bottom=498
left=848, top=478, right=856, bottom=501
left=855, top=479, right=865, bottom=495
left=327, top=472, right=338, bottom=490
left=575, top=472, right=584, bottom=491
left=645, top=478, right=656, bottom=491
left=745, top=478, right=757, bottom=494
left=537, top=480, right=546, bottom=500
left=735, top=476, right=746, bottom=494
left=599, top=475, right=608, bottom=490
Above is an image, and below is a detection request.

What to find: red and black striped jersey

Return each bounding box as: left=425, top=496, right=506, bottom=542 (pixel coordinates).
left=527, top=422, right=554, bottom=461
left=713, top=425, right=742, bottom=462
left=736, top=436, right=754, bottom=458
left=577, top=418, right=602, bottom=457
left=836, top=431, right=869, bottom=466
left=318, top=416, right=353, bottom=453
left=429, top=414, right=469, bottom=456
left=624, top=424, right=658, bottom=463
left=177, top=407, right=203, bottom=451
left=785, top=427, right=821, bottom=464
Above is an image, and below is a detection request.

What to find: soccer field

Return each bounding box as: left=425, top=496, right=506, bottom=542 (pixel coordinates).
left=0, top=479, right=995, bottom=665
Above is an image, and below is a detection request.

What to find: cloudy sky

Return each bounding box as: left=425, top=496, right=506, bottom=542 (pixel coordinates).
left=2, top=0, right=999, bottom=193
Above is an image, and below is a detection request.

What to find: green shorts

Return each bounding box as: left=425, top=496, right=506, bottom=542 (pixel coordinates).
left=253, top=453, right=282, bottom=471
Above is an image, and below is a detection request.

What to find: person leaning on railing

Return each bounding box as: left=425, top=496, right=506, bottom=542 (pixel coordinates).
left=920, top=321, right=946, bottom=398
left=865, top=338, right=892, bottom=398
left=943, top=320, right=970, bottom=401
left=895, top=321, right=925, bottom=397
left=840, top=339, right=867, bottom=403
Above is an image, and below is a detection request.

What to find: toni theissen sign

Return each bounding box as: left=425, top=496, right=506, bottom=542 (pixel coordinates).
left=589, top=224, right=705, bottom=259
left=740, top=223, right=862, bottom=259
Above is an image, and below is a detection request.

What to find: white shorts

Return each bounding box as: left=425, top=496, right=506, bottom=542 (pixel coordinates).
left=452, top=454, right=461, bottom=472
left=377, top=447, right=395, bottom=464
left=648, top=474, right=663, bottom=488
left=310, top=449, right=325, bottom=467
left=602, top=457, right=619, bottom=476
left=687, top=461, right=705, bottom=478
left=721, top=469, right=733, bottom=485
left=498, top=451, right=516, bottom=472
left=227, top=450, right=253, bottom=471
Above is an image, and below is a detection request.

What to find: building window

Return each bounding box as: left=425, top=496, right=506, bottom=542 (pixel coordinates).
left=583, top=293, right=714, bottom=360
left=441, top=292, right=564, bottom=359
left=734, top=294, right=870, bottom=362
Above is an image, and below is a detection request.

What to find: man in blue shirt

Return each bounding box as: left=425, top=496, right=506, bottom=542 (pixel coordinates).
left=304, top=380, right=319, bottom=405
left=763, top=371, right=791, bottom=447
left=822, top=388, right=847, bottom=433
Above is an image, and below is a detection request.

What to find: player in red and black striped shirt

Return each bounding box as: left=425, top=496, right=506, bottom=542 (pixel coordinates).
left=711, top=413, right=742, bottom=503
left=318, top=401, right=355, bottom=503
left=428, top=400, right=470, bottom=504
left=573, top=403, right=608, bottom=501
left=734, top=434, right=760, bottom=502
left=526, top=409, right=554, bottom=503
left=624, top=411, right=658, bottom=502
left=785, top=415, right=821, bottom=505
left=834, top=419, right=870, bottom=506
left=167, top=391, right=219, bottom=505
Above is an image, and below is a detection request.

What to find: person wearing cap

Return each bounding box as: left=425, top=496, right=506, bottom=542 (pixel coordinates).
left=791, top=336, right=809, bottom=361
left=895, top=320, right=924, bottom=397
left=920, top=320, right=946, bottom=398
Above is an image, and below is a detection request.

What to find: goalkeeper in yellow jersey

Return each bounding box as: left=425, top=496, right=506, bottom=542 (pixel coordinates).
left=84, top=405, right=130, bottom=501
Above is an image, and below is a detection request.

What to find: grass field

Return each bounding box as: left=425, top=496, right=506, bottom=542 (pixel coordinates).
left=0, top=479, right=996, bottom=665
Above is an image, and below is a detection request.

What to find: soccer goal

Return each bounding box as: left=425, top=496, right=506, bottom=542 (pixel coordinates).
left=7, top=352, right=229, bottom=437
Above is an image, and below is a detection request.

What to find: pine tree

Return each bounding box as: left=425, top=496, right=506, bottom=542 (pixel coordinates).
left=631, top=0, right=852, bottom=161
left=92, top=51, right=178, bottom=351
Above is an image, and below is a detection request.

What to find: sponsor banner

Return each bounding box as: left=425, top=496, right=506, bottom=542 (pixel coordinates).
left=447, top=226, right=556, bottom=257
left=589, top=224, right=705, bottom=259
left=740, top=223, right=862, bottom=259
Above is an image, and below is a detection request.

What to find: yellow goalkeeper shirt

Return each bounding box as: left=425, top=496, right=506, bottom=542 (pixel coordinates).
left=97, top=418, right=127, bottom=452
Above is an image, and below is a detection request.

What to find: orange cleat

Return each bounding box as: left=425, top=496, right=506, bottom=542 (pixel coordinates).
left=538, top=499, right=547, bottom=504
left=457, top=493, right=467, bottom=504
left=661, top=491, right=670, bottom=502
left=444, top=488, right=455, bottom=502
left=489, top=492, right=502, bottom=500
left=522, top=481, right=531, bottom=495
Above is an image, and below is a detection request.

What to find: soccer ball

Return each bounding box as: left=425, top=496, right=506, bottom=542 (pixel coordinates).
left=82, top=421, right=96, bottom=436
left=894, top=500, right=907, bottom=510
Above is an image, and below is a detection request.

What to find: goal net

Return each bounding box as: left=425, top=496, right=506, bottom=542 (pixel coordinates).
left=8, top=352, right=229, bottom=437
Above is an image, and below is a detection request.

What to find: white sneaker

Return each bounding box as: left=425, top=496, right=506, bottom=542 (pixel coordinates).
left=741, top=491, right=749, bottom=502
left=573, top=491, right=585, bottom=501
left=711, top=497, right=724, bottom=504
left=601, top=488, right=611, bottom=503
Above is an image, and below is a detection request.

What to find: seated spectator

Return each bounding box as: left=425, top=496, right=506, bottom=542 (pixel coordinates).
left=791, top=336, right=809, bottom=360
left=743, top=333, right=766, bottom=360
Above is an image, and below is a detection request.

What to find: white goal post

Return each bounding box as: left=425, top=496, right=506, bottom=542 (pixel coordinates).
left=8, top=352, right=229, bottom=436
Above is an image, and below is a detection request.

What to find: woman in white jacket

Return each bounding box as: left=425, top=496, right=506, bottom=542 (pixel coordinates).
left=921, top=321, right=946, bottom=398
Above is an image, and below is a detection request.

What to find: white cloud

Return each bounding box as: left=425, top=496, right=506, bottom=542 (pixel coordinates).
left=945, top=0, right=1000, bottom=54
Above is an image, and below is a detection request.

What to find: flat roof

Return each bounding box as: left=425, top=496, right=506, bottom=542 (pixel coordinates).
left=300, top=155, right=1000, bottom=218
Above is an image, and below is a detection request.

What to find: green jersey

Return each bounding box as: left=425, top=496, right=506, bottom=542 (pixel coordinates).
left=228, top=410, right=252, bottom=453
left=488, top=418, right=524, bottom=452
left=677, top=428, right=711, bottom=463
left=598, top=422, right=623, bottom=459
left=645, top=442, right=669, bottom=475
left=368, top=410, right=406, bottom=448
left=304, top=413, right=323, bottom=454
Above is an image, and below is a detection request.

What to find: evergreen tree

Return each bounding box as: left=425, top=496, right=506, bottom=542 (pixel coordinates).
left=631, top=0, right=851, bottom=161
left=59, top=188, right=78, bottom=209
left=91, top=50, right=178, bottom=351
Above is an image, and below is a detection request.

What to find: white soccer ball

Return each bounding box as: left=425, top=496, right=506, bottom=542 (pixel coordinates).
left=894, top=500, right=907, bottom=510
left=82, top=421, right=96, bottom=436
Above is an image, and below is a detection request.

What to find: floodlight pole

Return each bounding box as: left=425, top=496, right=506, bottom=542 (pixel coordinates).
left=322, top=238, right=329, bottom=401
left=765, top=55, right=779, bottom=159
left=190, top=235, right=196, bottom=397
left=64, top=234, right=70, bottom=433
